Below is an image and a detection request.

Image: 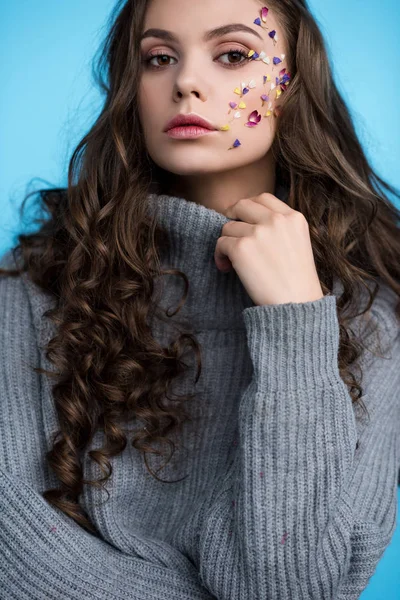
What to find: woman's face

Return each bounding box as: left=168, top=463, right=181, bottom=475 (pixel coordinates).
left=138, top=0, right=288, bottom=178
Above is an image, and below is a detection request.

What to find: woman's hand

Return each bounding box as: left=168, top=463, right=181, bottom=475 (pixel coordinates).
left=214, top=193, right=324, bottom=306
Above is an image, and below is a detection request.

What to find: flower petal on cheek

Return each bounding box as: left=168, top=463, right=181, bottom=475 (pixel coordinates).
left=228, top=138, right=242, bottom=150
left=245, top=110, right=262, bottom=127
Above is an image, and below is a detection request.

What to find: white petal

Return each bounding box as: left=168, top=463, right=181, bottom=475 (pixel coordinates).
left=248, top=80, right=257, bottom=88
left=234, top=111, right=241, bottom=119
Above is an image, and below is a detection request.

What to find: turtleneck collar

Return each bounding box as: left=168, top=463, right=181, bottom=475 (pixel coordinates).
left=145, top=181, right=290, bottom=331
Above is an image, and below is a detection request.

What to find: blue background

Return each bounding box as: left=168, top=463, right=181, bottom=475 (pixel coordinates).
left=0, top=1, right=399, bottom=597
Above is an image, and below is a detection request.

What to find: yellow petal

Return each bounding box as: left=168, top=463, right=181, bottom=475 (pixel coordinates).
left=247, top=50, right=255, bottom=58
left=220, top=124, right=231, bottom=131
left=276, top=89, right=282, bottom=98
left=238, top=101, right=246, bottom=109
left=234, top=88, right=242, bottom=95
left=265, top=111, right=272, bottom=117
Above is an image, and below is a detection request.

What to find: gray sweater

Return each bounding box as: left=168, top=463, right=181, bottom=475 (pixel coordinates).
left=1, top=189, right=400, bottom=599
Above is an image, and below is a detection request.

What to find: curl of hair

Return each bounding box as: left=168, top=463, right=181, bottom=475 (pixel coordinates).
left=1, top=0, right=400, bottom=535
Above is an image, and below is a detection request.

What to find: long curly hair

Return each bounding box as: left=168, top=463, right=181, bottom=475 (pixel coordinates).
left=1, top=0, right=400, bottom=535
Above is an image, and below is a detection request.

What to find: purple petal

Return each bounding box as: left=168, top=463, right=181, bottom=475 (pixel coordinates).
left=233, top=139, right=241, bottom=147
left=269, top=30, right=276, bottom=39
left=273, top=56, right=282, bottom=65
left=254, top=17, right=262, bottom=26
left=229, top=102, right=238, bottom=109
left=242, top=88, right=250, bottom=95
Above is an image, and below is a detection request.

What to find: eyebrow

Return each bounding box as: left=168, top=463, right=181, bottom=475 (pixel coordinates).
left=140, top=23, right=264, bottom=44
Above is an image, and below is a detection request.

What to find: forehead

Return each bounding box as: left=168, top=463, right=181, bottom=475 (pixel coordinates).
left=141, top=0, right=281, bottom=45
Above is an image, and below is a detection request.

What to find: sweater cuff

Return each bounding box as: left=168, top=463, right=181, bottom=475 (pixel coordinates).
left=241, top=294, right=340, bottom=393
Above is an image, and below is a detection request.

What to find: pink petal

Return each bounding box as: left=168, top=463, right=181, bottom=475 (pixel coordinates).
left=248, top=109, right=259, bottom=121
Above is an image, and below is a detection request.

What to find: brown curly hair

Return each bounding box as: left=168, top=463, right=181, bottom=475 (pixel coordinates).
left=1, top=0, right=400, bottom=536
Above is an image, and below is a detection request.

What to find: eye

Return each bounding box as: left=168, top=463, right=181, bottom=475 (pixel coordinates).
left=142, top=48, right=250, bottom=70
left=144, top=52, right=178, bottom=69
left=216, top=48, right=249, bottom=68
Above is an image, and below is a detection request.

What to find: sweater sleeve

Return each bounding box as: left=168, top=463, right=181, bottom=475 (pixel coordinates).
left=0, top=273, right=215, bottom=600
left=0, top=468, right=217, bottom=600
left=193, top=292, right=400, bottom=600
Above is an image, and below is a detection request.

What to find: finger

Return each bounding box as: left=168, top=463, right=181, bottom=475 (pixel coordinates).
left=225, top=198, right=271, bottom=224
left=221, top=220, right=255, bottom=238
left=214, top=235, right=237, bottom=269
left=251, top=192, right=293, bottom=215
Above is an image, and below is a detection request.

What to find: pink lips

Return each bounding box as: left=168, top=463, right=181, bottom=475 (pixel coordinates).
left=166, top=126, right=217, bottom=139
left=164, top=113, right=217, bottom=132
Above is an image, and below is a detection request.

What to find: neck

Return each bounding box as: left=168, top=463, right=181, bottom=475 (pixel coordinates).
left=163, top=150, right=276, bottom=212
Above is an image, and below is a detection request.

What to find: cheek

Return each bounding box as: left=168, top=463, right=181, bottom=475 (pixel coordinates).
left=218, top=56, right=288, bottom=148
left=220, top=75, right=274, bottom=134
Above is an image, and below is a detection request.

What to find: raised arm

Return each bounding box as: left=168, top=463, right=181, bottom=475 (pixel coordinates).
left=188, top=292, right=399, bottom=599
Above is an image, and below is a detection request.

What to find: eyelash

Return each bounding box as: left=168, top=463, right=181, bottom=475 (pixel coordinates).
left=143, top=48, right=249, bottom=70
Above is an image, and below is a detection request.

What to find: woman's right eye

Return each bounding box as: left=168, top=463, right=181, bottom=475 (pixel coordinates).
left=143, top=53, right=177, bottom=69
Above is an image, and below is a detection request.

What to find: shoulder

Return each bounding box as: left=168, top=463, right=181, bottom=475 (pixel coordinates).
left=0, top=252, right=38, bottom=369
left=0, top=249, right=57, bottom=350
left=0, top=250, right=33, bottom=326
left=360, top=279, right=399, bottom=346
left=332, top=275, right=399, bottom=355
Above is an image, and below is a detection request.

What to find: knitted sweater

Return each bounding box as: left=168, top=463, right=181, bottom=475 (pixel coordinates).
left=1, top=187, right=400, bottom=600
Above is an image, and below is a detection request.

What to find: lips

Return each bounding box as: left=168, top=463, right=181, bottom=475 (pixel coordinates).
left=164, top=113, right=217, bottom=132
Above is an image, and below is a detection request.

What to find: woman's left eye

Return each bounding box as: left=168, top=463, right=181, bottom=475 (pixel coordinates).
left=143, top=48, right=249, bottom=70
left=217, top=49, right=249, bottom=68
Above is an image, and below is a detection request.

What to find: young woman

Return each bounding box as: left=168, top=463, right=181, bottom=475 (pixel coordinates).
left=1, top=0, right=399, bottom=598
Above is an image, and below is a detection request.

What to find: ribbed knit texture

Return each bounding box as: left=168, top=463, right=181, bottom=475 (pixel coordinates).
left=1, top=185, right=399, bottom=599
